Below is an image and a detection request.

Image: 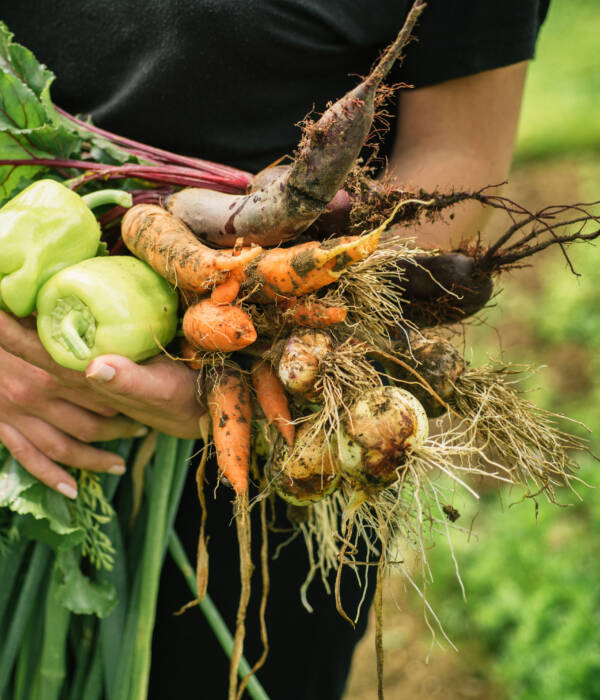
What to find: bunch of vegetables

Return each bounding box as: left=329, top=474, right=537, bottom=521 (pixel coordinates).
left=1, top=2, right=600, bottom=698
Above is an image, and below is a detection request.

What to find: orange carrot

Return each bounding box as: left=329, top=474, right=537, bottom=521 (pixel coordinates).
left=210, top=276, right=241, bottom=305
left=207, top=366, right=254, bottom=700
left=207, top=367, right=252, bottom=496
left=183, top=299, right=256, bottom=352
left=243, top=227, right=381, bottom=302
left=180, top=338, right=204, bottom=370
left=121, top=204, right=262, bottom=292
left=278, top=297, right=347, bottom=328
left=251, top=360, right=295, bottom=447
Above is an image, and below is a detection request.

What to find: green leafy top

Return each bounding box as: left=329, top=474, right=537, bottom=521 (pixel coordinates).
left=0, top=21, right=145, bottom=205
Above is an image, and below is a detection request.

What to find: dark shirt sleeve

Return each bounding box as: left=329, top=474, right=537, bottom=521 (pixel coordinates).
left=395, top=0, right=551, bottom=87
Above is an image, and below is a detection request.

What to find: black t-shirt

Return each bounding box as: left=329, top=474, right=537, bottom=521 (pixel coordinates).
left=4, top=1, right=549, bottom=172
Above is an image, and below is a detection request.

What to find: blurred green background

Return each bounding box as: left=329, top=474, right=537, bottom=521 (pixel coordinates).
left=422, top=1, right=600, bottom=698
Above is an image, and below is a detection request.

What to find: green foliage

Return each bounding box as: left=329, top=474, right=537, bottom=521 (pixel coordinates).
left=0, top=21, right=140, bottom=204
left=516, top=0, right=600, bottom=160
left=69, top=471, right=116, bottom=571
left=427, top=454, right=600, bottom=699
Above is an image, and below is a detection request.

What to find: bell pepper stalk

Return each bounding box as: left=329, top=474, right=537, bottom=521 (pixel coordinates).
left=0, top=180, right=132, bottom=318
left=36, top=256, right=179, bottom=371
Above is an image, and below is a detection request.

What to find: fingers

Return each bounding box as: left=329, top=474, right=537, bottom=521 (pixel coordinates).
left=0, top=415, right=134, bottom=498
left=37, top=397, right=147, bottom=442
left=86, top=354, right=183, bottom=405
left=0, top=422, right=79, bottom=498
left=15, top=414, right=129, bottom=475
left=1, top=351, right=147, bottom=441
left=0, top=311, right=87, bottom=387
left=85, top=354, right=205, bottom=438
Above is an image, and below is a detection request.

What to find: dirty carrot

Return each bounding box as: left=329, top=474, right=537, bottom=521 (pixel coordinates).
left=180, top=338, right=204, bottom=370
left=183, top=299, right=257, bottom=352
left=211, top=276, right=241, bottom=305
left=121, top=204, right=262, bottom=292
left=251, top=360, right=295, bottom=447
left=243, top=227, right=381, bottom=302
left=278, top=297, right=347, bottom=328
left=207, top=367, right=255, bottom=700
left=207, top=367, right=252, bottom=496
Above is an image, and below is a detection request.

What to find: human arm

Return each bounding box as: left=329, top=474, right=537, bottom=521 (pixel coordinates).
left=386, top=60, right=529, bottom=248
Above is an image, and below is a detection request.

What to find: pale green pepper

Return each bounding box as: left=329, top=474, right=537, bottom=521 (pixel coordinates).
left=0, top=179, right=132, bottom=317
left=36, top=256, right=179, bottom=371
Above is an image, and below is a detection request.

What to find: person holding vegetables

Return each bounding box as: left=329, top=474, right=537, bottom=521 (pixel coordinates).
left=0, top=1, right=550, bottom=697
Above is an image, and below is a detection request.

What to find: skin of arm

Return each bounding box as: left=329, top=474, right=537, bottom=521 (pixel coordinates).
left=0, top=61, right=528, bottom=498
left=386, top=61, right=528, bottom=248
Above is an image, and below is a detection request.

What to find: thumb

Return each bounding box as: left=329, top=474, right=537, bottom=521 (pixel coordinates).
left=85, top=354, right=181, bottom=404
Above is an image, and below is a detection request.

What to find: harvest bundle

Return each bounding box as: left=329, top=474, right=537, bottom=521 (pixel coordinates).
left=1, top=3, right=599, bottom=699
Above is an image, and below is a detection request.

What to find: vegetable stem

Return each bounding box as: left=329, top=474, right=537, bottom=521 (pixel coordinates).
left=128, top=434, right=179, bottom=700
left=0, top=543, right=52, bottom=696
left=60, top=309, right=92, bottom=360
left=168, top=533, right=271, bottom=700
left=36, top=564, right=72, bottom=700
left=81, top=189, right=133, bottom=210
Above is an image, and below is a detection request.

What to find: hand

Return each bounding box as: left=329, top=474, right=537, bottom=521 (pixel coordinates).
left=0, top=311, right=204, bottom=498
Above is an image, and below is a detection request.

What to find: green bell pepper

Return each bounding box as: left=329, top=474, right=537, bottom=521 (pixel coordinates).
left=0, top=180, right=132, bottom=317
left=36, top=256, right=179, bottom=371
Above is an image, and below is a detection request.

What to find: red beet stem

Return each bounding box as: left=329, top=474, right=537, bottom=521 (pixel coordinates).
left=55, top=107, right=253, bottom=188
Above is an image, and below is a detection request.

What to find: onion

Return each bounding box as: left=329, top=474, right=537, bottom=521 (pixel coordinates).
left=405, top=336, right=465, bottom=417
left=277, top=330, right=331, bottom=399
left=269, top=419, right=341, bottom=505
left=337, top=386, right=428, bottom=489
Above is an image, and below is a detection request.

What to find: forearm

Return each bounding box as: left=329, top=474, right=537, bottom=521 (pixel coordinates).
left=385, top=61, right=528, bottom=249
left=384, top=146, right=499, bottom=249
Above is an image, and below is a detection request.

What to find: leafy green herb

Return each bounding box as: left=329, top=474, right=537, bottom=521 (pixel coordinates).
left=69, top=471, right=116, bottom=571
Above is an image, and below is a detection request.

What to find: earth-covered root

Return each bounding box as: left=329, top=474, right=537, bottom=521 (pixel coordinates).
left=389, top=333, right=466, bottom=416
left=288, top=420, right=495, bottom=618
left=166, top=1, right=426, bottom=248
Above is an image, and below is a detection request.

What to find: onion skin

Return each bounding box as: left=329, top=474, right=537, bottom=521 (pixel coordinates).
left=405, top=336, right=465, bottom=417
left=338, top=386, right=428, bottom=489
left=270, top=421, right=341, bottom=506
left=277, top=330, right=331, bottom=400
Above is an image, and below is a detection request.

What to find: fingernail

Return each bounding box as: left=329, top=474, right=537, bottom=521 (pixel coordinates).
left=108, top=464, right=126, bottom=475
left=57, top=482, right=78, bottom=499
left=134, top=425, right=149, bottom=437
left=86, top=363, right=116, bottom=382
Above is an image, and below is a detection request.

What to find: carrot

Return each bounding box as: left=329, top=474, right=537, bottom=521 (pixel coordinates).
left=242, top=227, right=381, bottom=302
left=251, top=360, right=295, bottom=447
left=207, top=366, right=254, bottom=700
left=210, top=276, right=241, bottom=305
left=180, top=338, right=204, bottom=370
left=121, top=204, right=262, bottom=292
left=207, top=366, right=252, bottom=496
left=278, top=297, right=347, bottom=328
left=165, top=1, right=426, bottom=247
left=183, top=299, right=257, bottom=352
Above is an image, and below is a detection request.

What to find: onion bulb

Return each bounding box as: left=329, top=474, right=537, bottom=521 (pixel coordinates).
left=269, top=419, right=341, bottom=505
left=337, top=386, right=428, bottom=489
left=277, top=330, right=331, bottom=399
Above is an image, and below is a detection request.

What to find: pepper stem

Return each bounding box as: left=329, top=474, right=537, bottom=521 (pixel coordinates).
left=81, top=189, right=133, bottom=210
left=59, top=310, right=93, bottom=361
